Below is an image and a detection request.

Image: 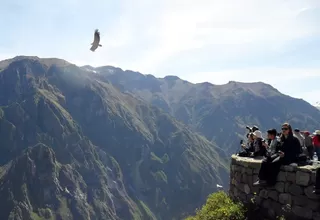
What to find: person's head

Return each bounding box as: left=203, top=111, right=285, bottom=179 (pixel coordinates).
left=253, top=130, right=262, bottom=140
left=294, top=128, right=300, bottom=134
left=267, top=128, right=277, bottom=140
left=248, top=133, right=254, bottom=142
left=303, top=131, right=310, bottom=137
left=281, top=122, right=292, bottom=138
left=314, top=130, right=320, bottom=140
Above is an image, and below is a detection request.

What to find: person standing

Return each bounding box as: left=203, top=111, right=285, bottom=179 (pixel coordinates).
left=303, top=131, right=314, bottom=159
left=313, top=130, right=320, bottom=160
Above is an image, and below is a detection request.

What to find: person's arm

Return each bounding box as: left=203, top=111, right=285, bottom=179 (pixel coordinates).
left=258, top=139, right=266, bottom=156
left=294, top=138, right=301, bottom=156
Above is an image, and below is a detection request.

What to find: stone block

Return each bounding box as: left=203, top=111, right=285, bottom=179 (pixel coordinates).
left=313, top=211, right=320, bottom=220
left=277, top=171, right=286, bottom=181
left=292, top=205, right=313, bottom=219
left=241, top=167, right=253, bottom=175
left=288, top=184, right=303, bottom=196
left=305, top=186, right=319, bottom=200
left=262, top=199, right=272, bottom=209
left=286, top=172, right=296, bottom=182
left=253, top=167, right=260, bottom=174
left=275, top=182, right=285, bottom=193
left=244, top=184, right=250, bottom=195
left=311, top=171, right=316, bottom=184
left=270, top=200, right=282, bottom=215
left=268, top=190, right=278, bottom=201
left=235, top=172, right=241, bottom=182
left=252, top=174, right=258, bottom=183
left=281, top=165, right=297, bottom=172
left=247, top=175, right=253, bottom=186
left=259, top=189, right=268, bottom=199
left=245, top=167, right=253, bottom=175
left=248, top=160, right=262, bottom=169
left=308, top=200, right=320, bottom=211
left=296, top=171, right=310, bottom=186
left=251, top=186, right=260, bottom=195
left=279, top=193, right=292, bottom=205
left=241, top=174, right=247, bottom=183
left=238, top=183, right=245, bottom=193
left=239, top=192, right=246, bottom=201
left=231, top=177, right=236, bottom=185
left=284, top=182, right=291, bottom=193
left=292, top=195, right=309, bottom=206
left=233, top=187, right=239, bottom=197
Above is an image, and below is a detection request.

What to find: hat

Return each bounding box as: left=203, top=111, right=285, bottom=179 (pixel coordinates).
left=294, top=128, right=300, bottom=132
left=252, top=126, right=259, bottom=131
left=314, top=130, right=320, bottom=135
left=267, top=128, right=277, bottom=136
left=303, top=131, right=310, bottom=136
left=253, top=130, right=262, bottom=138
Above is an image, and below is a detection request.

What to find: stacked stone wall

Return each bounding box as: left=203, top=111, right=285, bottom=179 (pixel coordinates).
left=229, top=155, right=320, bottom=220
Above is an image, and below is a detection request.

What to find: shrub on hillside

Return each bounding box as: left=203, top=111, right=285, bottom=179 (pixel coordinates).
left=185, top=191, right=245, bottom=220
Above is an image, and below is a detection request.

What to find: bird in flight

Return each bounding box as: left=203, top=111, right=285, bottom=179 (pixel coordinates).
left=90, top=29, right=102, bottom=52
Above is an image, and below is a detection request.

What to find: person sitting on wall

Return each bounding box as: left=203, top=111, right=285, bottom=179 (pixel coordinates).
left=252, top=130, right=266, bottom=157
left=262, top=128, right=281, bottom=156
left=238, top=133, right=255, bottom=157
left=254, top=123, right=301, bottom=186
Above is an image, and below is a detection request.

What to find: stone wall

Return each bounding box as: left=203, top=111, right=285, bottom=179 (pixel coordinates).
left=229, top=155, right=320, bottom=220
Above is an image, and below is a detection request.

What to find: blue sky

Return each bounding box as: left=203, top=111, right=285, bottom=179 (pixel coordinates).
left=1, top=0, right=320, bottom=105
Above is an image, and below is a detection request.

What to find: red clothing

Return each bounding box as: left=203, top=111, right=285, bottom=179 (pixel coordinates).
left=313, top=136, right=320, bottom=147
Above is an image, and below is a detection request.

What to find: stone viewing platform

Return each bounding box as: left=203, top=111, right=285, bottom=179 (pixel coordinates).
left=229, top=154, right=320, bottom=220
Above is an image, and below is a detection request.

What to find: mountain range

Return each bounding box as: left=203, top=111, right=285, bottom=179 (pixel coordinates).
left=86, top=65, right=320, bottom=154
left=0, top=56, right=319, bottom=220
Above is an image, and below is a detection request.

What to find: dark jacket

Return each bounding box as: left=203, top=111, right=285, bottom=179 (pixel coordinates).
left=245, top=141, right=254, bottom=152
left=253, top=138, right=266, bottom=157
left=279, top=135, right=301, bottom=165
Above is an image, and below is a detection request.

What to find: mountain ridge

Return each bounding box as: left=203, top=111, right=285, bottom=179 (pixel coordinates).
left=82, top=62, right=320, bottom=155
left=0, top=56, right=229, bottom=220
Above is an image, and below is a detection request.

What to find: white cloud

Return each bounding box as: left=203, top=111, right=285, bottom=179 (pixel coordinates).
left=126, top=0, right=320, bottom=72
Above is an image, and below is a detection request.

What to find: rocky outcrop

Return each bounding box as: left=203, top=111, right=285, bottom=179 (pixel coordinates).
left=229, top=155, right=320, bottom=220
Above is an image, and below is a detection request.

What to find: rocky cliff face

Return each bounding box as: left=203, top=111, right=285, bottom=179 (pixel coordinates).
left=0, top=56, right=229, bottom=220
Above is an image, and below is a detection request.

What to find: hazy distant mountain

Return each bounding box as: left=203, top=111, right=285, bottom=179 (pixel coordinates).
left=92, top=66, right=320, bottom=154
left=0, top=56, right=228, bottom=220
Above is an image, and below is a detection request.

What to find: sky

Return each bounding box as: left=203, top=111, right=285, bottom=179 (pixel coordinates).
left=1, top=0, right=320, bottom=105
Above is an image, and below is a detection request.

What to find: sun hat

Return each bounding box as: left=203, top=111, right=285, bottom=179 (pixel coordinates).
left=313, top=130, right=320, bottom=135
left=253, top=130, right=262, bottom=139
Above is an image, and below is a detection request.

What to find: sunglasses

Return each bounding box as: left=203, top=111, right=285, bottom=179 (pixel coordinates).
left=281, top=127, right=289, bottom=131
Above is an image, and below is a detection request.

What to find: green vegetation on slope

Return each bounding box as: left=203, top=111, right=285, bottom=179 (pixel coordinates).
left=0, top=56, right=229, bottom=220
left=185, top=191, right=245, bottom=220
